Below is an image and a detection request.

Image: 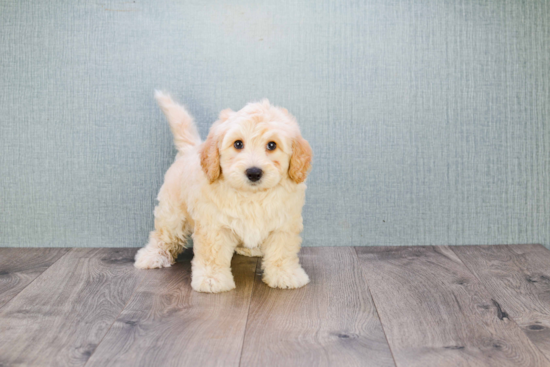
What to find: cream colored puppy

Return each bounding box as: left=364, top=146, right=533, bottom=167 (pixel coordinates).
left=134, top=92, right=313, bottom=293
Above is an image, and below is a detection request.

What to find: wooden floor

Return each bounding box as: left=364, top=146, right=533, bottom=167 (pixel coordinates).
left=1, top=245, right=550, bottom=366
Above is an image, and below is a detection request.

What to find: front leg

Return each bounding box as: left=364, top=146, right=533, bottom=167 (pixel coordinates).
left=191, top=226, right=238, bottom=293
left=260, top=230, right=309, bottom=289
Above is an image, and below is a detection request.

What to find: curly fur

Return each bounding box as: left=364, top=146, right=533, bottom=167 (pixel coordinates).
left=135, top=92, right=313, bottom=293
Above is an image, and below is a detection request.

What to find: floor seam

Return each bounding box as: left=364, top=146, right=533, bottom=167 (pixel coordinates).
left=353, top=247, right=399, bottom=367
left=237, top=257, right=260, bottom=367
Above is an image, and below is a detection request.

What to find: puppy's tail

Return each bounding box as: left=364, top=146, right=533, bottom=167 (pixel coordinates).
left=155, top=90, right=202, bottom=152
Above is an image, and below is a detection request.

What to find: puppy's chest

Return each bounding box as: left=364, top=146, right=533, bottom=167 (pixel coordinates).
left=220, top=197, right=289, bottom=249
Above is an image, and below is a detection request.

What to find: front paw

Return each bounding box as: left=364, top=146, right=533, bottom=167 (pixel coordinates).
left=191, top=268, right=236, bottom=293
left=263, top=265, right=310, bottom=289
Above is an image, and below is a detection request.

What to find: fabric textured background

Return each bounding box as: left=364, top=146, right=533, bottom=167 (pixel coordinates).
left=1, top=0, right=548, bottom=248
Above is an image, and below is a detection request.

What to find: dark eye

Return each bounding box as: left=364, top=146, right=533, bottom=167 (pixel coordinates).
left=234, top=140, right=244, bottom=149
left=267, top=141, right=277, bottom=151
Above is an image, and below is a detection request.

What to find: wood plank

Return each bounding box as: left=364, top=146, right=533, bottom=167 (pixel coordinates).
left=240, top=247, right=395, bottom=367
left=452, top=244, right=550, bottom=360
left=0, top=248, right=143, bottom=367
left=355, top=246, right=550, bottom=367
left=85, top=251, right=258, bottom=367
left=0, top=248, right=69, bottom=309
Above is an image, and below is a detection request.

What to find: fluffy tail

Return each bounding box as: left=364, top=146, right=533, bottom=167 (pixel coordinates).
left=155, top=90, right=201, bottom=152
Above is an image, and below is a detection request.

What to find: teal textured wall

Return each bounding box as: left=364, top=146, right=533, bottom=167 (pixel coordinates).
left=1, top=0, right=549, bottom=247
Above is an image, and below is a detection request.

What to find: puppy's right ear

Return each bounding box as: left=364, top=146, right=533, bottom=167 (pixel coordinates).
left=218, top=108, right=233, bottom=122
left=200, top=132, right=222, bottom=183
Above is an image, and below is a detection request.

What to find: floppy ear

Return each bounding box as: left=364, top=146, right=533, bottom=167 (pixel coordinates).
left=288, top=137, right=312, bottom=184
left=218, top=108, right=233, bottom=122
left=200, top=132, right=222, bottom=183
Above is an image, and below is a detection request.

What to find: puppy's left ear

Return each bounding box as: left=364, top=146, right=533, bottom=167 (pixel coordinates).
left=200, top=132, right=222, bottom=183
left=288, top=137, right=312, bottom=184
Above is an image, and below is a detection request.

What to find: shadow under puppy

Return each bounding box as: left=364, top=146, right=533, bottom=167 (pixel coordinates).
left=135, top=92, right=313, bottom=293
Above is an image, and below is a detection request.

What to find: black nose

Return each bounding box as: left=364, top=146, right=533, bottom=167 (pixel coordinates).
left=246, top=167, right=263, bottom=182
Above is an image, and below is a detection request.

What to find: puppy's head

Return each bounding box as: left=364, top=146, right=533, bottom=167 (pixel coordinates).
left=200, top=99, right=312, bottom=191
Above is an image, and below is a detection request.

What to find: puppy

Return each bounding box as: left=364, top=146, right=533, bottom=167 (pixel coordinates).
left=134, top=92, right=313, bottom=293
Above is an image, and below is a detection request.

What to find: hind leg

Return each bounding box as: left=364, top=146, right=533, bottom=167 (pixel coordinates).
left=135, top=199, right=191, bottom=269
